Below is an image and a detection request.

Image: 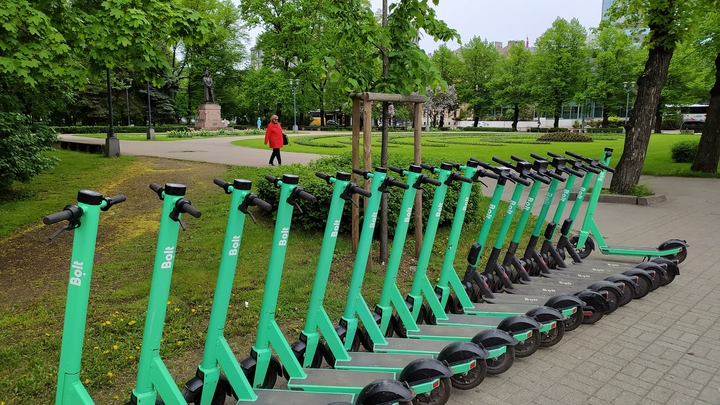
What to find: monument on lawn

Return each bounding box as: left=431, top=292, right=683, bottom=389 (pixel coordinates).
left=195, top=69, right=225, bottom=130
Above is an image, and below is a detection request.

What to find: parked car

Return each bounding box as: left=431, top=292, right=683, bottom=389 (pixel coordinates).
left=326, top=119, right=339, bottom=125
left=478, top=121, right=490, bottom=127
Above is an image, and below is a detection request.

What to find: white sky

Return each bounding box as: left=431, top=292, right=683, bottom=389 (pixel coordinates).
left=370, top=0, right=603, bottom=51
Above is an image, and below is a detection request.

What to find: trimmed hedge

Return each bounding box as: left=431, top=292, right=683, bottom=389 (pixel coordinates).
left=537, top=131, right=593, bottom=142
left=461, top=126, right=514, bottom=132
left=526, top=127, right=569, bottom=133
left=586, top=127, right=623, bottom=134
left=52, top=125, right=189, bottom=134
left=256, top=153, right=483, bottom=234
left=670, top=140, right=699, bottom=163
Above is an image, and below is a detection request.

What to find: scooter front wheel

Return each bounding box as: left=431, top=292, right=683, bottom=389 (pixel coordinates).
left=485, top=345, right=515, bottom=375
left=539, top=321, right=565, bottom=348
left=450, top=360, right=487, bottom=390
left=563, top=308, right=584, bottom=331
left=181, top=383, right=226, bottom=405
left=569, top=235, right=593, bottom=259
left=513, top=331, right=540, bottom=358
left=412, top=377, right=451, bottom=405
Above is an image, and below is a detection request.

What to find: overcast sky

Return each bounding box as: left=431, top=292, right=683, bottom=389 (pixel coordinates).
left=368, top=0, right=603, bottom=52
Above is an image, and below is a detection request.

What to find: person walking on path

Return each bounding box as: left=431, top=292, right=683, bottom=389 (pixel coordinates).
left=264, top=114, right=285, bottom=166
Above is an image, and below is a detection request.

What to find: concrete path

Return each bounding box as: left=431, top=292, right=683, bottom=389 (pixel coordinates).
left=59, top=134, right=720, bottom=404
left=58, top=133, right=326, bottom=166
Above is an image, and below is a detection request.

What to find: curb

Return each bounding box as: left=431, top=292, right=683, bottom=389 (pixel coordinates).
left=569, top=192, right=667, bottom=206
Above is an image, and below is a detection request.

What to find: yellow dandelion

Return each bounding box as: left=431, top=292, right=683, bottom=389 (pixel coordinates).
left=191, top=309, right=196, bottom=313
left=167, top=301, right=171, bottom=305
left=174, top=308, right=180, bottom=312
left=128, top=320, right=136, bottom=326
left=45, top=332, right=50, bottom=337
left=112, top=345, right=118, bottom=350
left=107, top=372, right=114, bottom=377
left=114, top=396, right=119, bottom=399
left=177, top=341, right=183, bottom=346
left=84, top=379, right=90, bottom=384
left=103, top=350, right=109, bottom=354
left=94, top=346, right=99, bottom=350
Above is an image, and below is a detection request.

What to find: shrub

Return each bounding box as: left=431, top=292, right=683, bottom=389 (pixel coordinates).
left=670, top=140, right=699, bottom=163
left=0, top=113, right=59, bottom=195
left=51, top=125, right=190, bottom=134
left=586, top=127, right=623, bottom=134
left=606, top=116, right=625, bottom=128
left=526, top=127, right=568, bottom=133
left=255, top=153, right=483, bottom=234
left=536, top=131, right=593, bottom=142
left=461, top=126, right=514, bottom=132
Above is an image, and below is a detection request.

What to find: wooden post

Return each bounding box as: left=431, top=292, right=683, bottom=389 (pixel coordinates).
left=413, top=102, right=423, bottom=258
left=363, top=99, right=374, bottom=271
left=351, top=98, right=361, bottom=253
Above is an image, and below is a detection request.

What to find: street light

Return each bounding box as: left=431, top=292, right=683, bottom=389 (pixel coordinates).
left=289, top=78, right=299, bottom=133
left=125, top=79, right=133, bottom=126
left=623, top=81, right=636, bottom=131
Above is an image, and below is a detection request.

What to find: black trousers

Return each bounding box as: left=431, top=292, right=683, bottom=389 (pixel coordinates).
left=269, top=148, right=282, bottom=165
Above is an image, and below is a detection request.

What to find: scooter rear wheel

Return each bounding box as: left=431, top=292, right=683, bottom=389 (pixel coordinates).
left=486, top=345, right=515, bottom=375
left=513, top=331, right=540, bottom=358
left=446, top=293, right=464, bottom=314
left=582, top=308, right=604, bottom=324
left=563, top=308, right=584, bottom=331
left=539, top=321, right=565, bottom=348
left=450, top=359, right=487, bottom=390
left=181, top=383, right=226, bottom=405
left=412, top=377, right=451, bottom=405
left=360, top=320, right=395, bottom=351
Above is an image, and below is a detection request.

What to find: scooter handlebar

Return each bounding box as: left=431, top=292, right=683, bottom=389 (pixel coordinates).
left=492, top=156, right=515, bottom=170
left=149, top=183, right=162, bottom=193
left=581, top=164, right=601, bottom=174
left=388, top=166, right=405, bottom=175
left=422, top=176, right=442, bottom=186
left=213, top=178, right=228, bottom=188
left=544, top=170, right=566, bottom=181
left=180, top=202, right=202, bottom=218
left=265, top=174, right=278, bottom=183
left=387, top=178, right=410, bottom=190
left=451, top=173, right=474, bottom=183
left=547, top=151, right=563, bottom=158
left=480, top=170, right=499, bottom=180
left=511, top=155, right=529, bottom=163
left=530, top=153, right=545, bottom=161
left=43, top=209, right=74, bottom=225
left=420, top=163, right=435, bottom=172
left=561, top=166, right=584, bottom=177
left=529, top=172, right=551, bottom=185
left=509, top=174, right=531, bottom=186
left=353, top=187, right=372, bottom=198
left=250, top=197, right=273, bottom=212
left=564, top=150, right=586, bottom=161
left=352, top=168, right=371, bottom=178
left=315, top=172, right=331, bottom=182
left=598, top=162, right=615, bottom=172
left=297, top=189, right=317, bottom=203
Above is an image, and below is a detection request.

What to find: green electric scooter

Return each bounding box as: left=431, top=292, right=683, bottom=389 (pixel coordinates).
left=49, top=190, right=125, bottom=405
left=284, top=170, right=456, bottom=403
left=181, top=178, right=412, bottom=405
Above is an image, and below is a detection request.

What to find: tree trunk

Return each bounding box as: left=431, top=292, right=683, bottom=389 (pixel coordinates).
left=473, top=115, right=479, bottom=127
left=602, top=108, right=609, bottom=128
left=654, top=102, right=663, bottom=134
left=439, top=110, right=445, bottom=128
left=691, top=52, right=720, bottom=173
left=379, top=0, right=389, bottom=265
left=553, top=115, right=560, bottom=129
left=610, top=45, right=674, bottom=194
left=512, top=104, right=519, bottom=131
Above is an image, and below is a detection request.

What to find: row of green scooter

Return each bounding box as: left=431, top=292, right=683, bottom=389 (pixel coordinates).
left=49, top=148, right=686, bottom=405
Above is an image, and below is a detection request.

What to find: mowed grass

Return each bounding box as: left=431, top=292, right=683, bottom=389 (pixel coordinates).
left=0, top=149, right=525, bottom=404
left=235, top=131, right=720, bottom=177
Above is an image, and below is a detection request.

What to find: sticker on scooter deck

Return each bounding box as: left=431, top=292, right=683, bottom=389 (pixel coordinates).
left=335, top=352, right=431, bottom=369
left=375, top=338, right=460, bottom=354
left=483, top=295, right=551, bottom=305
left=437, top=314, right=503, bottom=327
left=288, top=369, right=395, bottom=391
left=468, top=303, right=535, bottom=314
left=250, top=389, right=353, bottom=404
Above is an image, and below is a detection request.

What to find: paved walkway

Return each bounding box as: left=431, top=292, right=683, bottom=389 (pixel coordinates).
left=60, top=134, right=720, bottom=404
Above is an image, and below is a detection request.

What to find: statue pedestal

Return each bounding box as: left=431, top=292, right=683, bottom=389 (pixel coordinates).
left=195, top=103, right=224, bottom=130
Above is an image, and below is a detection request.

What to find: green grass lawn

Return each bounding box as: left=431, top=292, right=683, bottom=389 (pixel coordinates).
left=235, top=131, right=720, bottom=177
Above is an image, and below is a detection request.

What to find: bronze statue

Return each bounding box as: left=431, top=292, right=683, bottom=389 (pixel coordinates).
left=202, top=69, right=215, bottom=103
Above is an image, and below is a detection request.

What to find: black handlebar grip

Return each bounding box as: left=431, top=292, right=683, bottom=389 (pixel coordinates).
left=454, top=174, right=474, bottom=183
left=252, top=198, right=273, bottom=212
left=565, top=150, right=584, bottom=160
left=582, top=164, right=601, bottom=174
left=352, top=168, right=370, bottom=178
left=388, top=166, right=404, bottom=174
left=492, top=156, right=515, bottom=169
left=43, top=209, right=74, bottom=225
left=547, top=151, right=563, bottom=158
left=530, top=153, right=545, bottom=160
left=181, top=203, right=202, bottom=218
left=529, top=172, right=551, bottom=185
left=265, top=174, right=278, bottom=182
left=484, top=171, right=499, bottom=180
left=354, top=187, right=372, bottom=198
left=420, top=163, right=434, bottom=171
left=105, top=194, right=126, bottom=204
left=389, top=178, right=410, bottom=190
left=510, top=174, right=531, bottom=186
left=599, top=163, right=615, bottom=172
left=563, top=166, right=584, bottom=177
left=315, top=172, right=331, bottom=181
left=511, top=155, right=528, bottom=163
left=213, top=178, right=228, bottom=188
left=298, top=190, right=317, bottom=203
left=475, top=160, right=493, bottom=170
left=545, top=170, right=565, bottom=181
left=149, top=183, right=162, bottom=193
left=423, top=176, right=442, bottom=186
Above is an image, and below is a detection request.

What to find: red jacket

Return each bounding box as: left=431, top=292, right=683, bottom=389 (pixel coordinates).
left=265, top=122, right=284, bottom=149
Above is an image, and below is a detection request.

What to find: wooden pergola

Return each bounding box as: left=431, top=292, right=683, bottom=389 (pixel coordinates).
left=349, top=92, right=427, bottom=257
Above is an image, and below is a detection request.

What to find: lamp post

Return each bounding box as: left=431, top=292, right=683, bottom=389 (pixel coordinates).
left=105, top=68, right=120, bottom=157
left=146, top=80, right=155, bottom=140
left=289, top=78, right=299, bottom=133
left=125, top=79, right=132, bottom=126
left=623, top=81, right=635, bottom=133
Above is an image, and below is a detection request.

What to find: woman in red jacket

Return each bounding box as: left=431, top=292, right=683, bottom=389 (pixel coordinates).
left=264, top=114, right=285, bottom=166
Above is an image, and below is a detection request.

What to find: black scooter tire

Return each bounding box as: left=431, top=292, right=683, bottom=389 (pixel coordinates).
left=564, top=309, right=584, bottom=331
left=514, top=331, right=540, bottom=358
left=450, top=359, right=487, bottom=390
left=486, top=345, right=515, bottom=375
left=361, top=320, right=395, bottom=351
left=412, top=377, right=451, bottom=405
left=582, top=308, right=604, bottom=324
left=539, top=321, right=565, bottom=348
left=181, top=384, right=226, bottom=405
left=569, top=235, right=593, bottom=260
left=445, top=293, right=464, bottom=314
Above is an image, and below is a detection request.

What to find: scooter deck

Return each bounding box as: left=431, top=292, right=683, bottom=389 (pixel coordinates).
left=557, top=258, right=637, bottom=273
left=469, top=302, right=537, bottom=314
left=248, top=389, right=353, bottom=404
left=484, top=294, right=557, bottom=304
left=335, top=352, right=431, bottom=370
left=408, top=324, right=488, bottom=340
left=437, top=314, right=502, bottom=327
left=375, top=337, right=458, bottom=354
left=288, top=368, right=395, bottom=392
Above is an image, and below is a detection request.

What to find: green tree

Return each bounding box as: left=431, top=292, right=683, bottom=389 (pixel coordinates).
left=490, top=43, right=533, bottom=131
left=430, top=44, right=461, bottom=85
left=607, top=0, right=696, bottom=193
left=586, top=25, right=645, bottom=127
left=691, top=5, right=720, bottom=173
left=455, top=37, right=499, bottom=127
left=530, top=18, right=589, bottom=128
